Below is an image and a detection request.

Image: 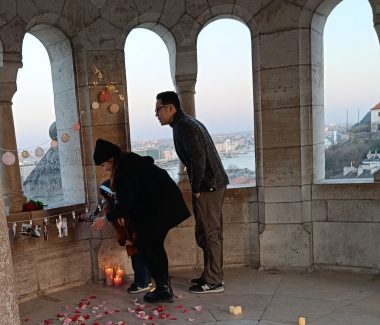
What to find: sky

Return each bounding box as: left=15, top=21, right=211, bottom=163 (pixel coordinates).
left=11, top=0, right=380, bottom=148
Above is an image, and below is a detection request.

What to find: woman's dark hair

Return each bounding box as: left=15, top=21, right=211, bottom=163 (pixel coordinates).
left=156, top=91, right=181, bottom=111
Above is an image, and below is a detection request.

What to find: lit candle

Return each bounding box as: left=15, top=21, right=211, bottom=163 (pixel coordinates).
left=113, top=275, right=122, bottom=288
left=116, top=267, right=124, bottom=279
left=298, top=317, right=306, bottom=325
left=104, top=266, right=114, bottom=286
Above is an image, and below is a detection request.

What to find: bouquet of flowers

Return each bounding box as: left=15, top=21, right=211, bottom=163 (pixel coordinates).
left=23, top=199, right=45, bottom=212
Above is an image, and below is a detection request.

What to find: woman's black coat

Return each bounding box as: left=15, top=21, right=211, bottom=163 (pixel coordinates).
left=106, top=152, right=191, bottom=233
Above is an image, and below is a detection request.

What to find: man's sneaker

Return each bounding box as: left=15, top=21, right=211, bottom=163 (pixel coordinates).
left=127, top=283, right=151, bottom=294
left=191, top=277, right=224, bottom=286
left=189, top=282, right=224, bottom=294
left=190, top=277, right=205, bottom=285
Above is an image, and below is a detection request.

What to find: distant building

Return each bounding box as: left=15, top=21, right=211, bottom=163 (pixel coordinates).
left=370, top=102, right=380, bottom=132
left=341, top=150, right=380, bottom=178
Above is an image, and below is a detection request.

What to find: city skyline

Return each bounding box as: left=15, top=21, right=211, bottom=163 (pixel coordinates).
left=11, top=0, right=380, bottom=149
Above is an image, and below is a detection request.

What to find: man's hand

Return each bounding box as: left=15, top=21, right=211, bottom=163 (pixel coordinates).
left=194, top=192, right=201, bottom=198
left=90, top=216, right=107, bottom=231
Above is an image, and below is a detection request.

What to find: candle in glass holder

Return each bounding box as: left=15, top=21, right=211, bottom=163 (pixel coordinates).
left=113, top=275, right=122, bottom=288
left=104, top=266, right=114, bottom=286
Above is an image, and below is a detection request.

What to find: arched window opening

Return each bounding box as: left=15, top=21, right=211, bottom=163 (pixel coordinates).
left=196, top=18, right=255, bottom=187
left=13, top=29, right=85, bottom=208
left=323, top=0, right=380, bottom=182
left=124, top=28, right=177, bottom=180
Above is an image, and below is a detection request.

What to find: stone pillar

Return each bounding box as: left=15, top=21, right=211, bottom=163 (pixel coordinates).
left=255, top=23, right=313, bottom=269
left=0, top=196, right=21, bottom=325
left=0, top=55, right=26, bottom=213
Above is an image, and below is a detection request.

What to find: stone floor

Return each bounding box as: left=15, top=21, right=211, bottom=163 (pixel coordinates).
left=19, top=267, right=380, bottom=324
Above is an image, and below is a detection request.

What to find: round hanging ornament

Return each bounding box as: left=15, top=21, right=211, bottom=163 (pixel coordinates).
left=2, top=151, right=16, bottom=165
left=73, top=123, right=81, bottom=131
left=61, top=133, right=70, bottom=143
left=21, top=150, right=29, bottom=159
left=92, top=101, right=100, bottom=110
left=50, top=140, right=58, bottom=149
left=34, top=147, right=44, bottom=157
left=98, top=90, right=111, bottom=103
left=109, top=103, right=120, bottom=114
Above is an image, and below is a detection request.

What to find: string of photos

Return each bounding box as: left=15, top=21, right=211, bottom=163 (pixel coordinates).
left=0, top=65, right=125, bottom=167
left=6, top=207, right=93, bottom=240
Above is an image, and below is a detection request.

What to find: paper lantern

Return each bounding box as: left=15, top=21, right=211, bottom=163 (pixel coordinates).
left=2, top=151, right=16, bottom=165
left=21, top=150, right=29, bottom=158
left=34, top=147, right=44, bottom=157
left=98, top=90, right=111, bottom=103
left=109, top=103, right=119, bottom=114
left=73, top=123, right=81, bottom=131
left=50, top=140, right=58, bottom=149
left=61, top=133, right=70, bottom=143
left=92, top=101, right=99, bottom=110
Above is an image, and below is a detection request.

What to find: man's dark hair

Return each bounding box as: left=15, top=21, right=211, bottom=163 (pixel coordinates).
left=156, top=91, right=181, bottom=111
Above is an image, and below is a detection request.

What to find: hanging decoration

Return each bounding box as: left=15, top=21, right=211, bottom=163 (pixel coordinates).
left=98, top=89, right=111, bottom=103
left=108, top=103, right=120, bottom=114
left=61, top=133, right=70, bottom=143
left=92, top=101, right=100, bottom=110
left=34, top=147, right=44, bottom=157
left=88, top=65, right=125, bottom=115
left=73, top=123, right=81, bottom=131
left=43, top=217, right=48, bottom=240
left=50, top=140, right=58, bottom=149
left=21, top=150, right=29, bottom=159
left=12, top=222, right=17, bottom=239
left=56, top=214, right=63, bottom=238
left=2, top=151, right=16, bottom=165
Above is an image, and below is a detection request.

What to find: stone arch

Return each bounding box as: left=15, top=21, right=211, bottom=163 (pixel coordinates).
left=128, top=23, right=177, bottom=81
left=300, top=0, right=380, bottom=182
left=195, top=17, right=256, bottom=186
left=22, top=24, right=85, bottom=204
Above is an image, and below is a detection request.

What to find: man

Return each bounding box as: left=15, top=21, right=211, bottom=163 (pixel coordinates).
left=155, top=91, right=229, bottom=294
left=91, top=138, right=191, bottom=303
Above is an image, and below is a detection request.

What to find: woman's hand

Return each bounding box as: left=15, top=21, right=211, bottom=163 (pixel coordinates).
left=117, top=218, right=125, bottom=227
left=90, top=216, right=107, bottom=231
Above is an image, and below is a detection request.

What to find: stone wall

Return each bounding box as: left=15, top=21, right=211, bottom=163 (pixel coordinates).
left=312, top=183, right=380, bottom=272
left=8, top=206, right=93, bottom=302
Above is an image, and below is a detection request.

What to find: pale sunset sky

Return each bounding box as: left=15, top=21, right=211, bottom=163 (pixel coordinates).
left=11, top=0, right=380, bottom=148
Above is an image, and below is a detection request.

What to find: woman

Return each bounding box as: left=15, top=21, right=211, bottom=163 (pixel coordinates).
left=91, top=138, right=191, bottom=303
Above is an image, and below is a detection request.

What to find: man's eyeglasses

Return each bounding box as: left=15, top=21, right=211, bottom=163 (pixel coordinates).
left=155, top=104, right=169, bottom=114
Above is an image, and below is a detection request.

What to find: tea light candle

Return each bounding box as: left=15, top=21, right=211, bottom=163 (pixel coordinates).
left=229, top=306, right=242, bottom=315
left=113, top=275, right=122, bottom=288
left=104, top=266, right=114, bottom=286
left=298, top=317, right=306, bottom=325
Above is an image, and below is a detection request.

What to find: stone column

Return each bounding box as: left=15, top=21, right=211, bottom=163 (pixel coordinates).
left=0, top=196, right=21, bottom=325
left=0, top=55, right=26, bottom=213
